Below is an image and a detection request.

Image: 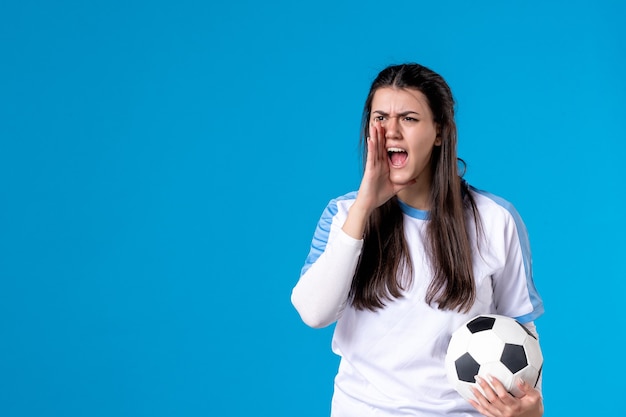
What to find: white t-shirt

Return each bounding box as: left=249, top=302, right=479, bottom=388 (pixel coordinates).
left=292, top=187, right=544, bottom=416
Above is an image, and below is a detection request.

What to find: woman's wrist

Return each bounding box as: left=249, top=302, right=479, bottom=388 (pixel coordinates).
left=342, top=203, right=371, bottom=240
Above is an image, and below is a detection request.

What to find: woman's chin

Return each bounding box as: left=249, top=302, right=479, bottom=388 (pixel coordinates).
left=389, top=173, right=414, bottom=186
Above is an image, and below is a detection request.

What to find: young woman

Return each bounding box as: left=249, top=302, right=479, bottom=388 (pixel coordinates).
left=291, top=63, right=544, bottom=417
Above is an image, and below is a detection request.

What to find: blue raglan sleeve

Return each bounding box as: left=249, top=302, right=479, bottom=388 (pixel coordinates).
left=491, top=200, right=544, bottom=323
left=291, top=194, right=363, bottom=328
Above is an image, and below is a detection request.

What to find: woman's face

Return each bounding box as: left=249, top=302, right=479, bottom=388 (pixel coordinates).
left=369, top=87, right=441, bottom=191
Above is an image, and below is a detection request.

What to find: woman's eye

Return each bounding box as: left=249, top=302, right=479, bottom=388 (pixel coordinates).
left=373, top=116, right=384, bottom=121
left=404, top=117, right=417, bottom=122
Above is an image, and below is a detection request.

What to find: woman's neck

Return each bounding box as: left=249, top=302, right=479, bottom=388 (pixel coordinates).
left=396, top=182, right=431, bottom=211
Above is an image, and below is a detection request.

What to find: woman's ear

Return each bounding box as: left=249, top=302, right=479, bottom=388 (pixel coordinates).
left=435, top=126, right=442, bottom=146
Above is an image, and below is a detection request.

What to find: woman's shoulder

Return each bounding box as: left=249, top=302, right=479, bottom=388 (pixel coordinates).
left=323, top=191, right=359, bottom=212
left=316, top=191, right=358, bottom=223
left=329, top=190, right=358, bottom=203
left=469, top=186, right=521, bottom=216
left=468, top=185, right=528, bottom=233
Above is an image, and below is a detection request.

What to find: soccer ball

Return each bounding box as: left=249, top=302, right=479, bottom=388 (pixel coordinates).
left=445, top=314, right=543, bottom=401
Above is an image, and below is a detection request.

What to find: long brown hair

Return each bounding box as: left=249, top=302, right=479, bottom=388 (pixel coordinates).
left=349, top=63, right=481, bottom=313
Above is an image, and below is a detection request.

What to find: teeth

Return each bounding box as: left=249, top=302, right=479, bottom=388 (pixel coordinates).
left=387, top=147, right=407, bottom=153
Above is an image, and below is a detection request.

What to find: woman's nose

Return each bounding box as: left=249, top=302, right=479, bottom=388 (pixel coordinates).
left=384, top=117, right=400, bottom=138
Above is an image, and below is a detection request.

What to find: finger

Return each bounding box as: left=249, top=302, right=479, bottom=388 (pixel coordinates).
left=487, top=374, right=510, bottom=398
left=516, top=380, right=544, bottom=412
left=468, top=387, right=496, bottom=417
left=376, top=122, right=387, bottom=164
left=367, top=122, right=379, bottom=166
left=486, top=374, right=517, bottom=407
left=366, top=121, right=381, bottom=168
left=365, top=133, right=376, bottom=167
left=515, top=378, right=531, bottom=396
left=474, top=375, right=499, bottom=405
left=516, top=378, right=542, bottom=402
left=370, top=121, right=382, bottom=164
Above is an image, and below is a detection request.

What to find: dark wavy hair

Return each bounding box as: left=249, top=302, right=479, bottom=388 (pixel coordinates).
left=349, top=63, right=481, bottom=313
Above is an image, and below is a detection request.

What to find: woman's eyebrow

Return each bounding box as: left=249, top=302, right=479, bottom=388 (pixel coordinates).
left=372, top=110, right=421, bottom=116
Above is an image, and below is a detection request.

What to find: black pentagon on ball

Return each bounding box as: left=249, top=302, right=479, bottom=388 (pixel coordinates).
left=500, top=344, right=528, bottom=373
left=466, top=316, right=496, bottom=333
left=455, top=352, right=481, bottom=383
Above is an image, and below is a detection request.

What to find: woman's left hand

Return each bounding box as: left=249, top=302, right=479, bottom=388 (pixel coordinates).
left=468, top=375, right=543, bottom=417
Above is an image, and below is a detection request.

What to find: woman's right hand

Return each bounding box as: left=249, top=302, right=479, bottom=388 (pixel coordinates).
left=341, top=121, right=415, bottom=239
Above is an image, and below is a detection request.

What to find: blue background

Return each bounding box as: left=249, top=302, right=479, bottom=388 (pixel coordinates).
left=1, top=0, right=624, bottom=416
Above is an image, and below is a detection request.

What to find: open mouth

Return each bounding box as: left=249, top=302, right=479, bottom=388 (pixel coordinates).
left=387, top=147, right=408, bottom=167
